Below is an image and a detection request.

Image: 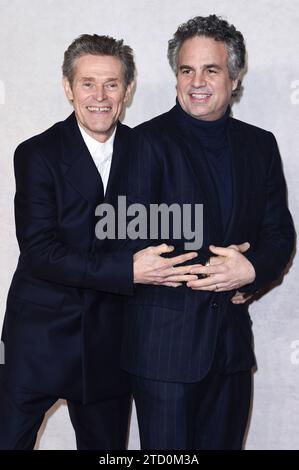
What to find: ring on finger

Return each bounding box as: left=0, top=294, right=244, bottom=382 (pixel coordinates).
left=201, top=258, right=211, bottom=278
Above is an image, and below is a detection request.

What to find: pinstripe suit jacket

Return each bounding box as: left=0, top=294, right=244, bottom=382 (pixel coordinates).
left=121, top=104, right=294, bottom=382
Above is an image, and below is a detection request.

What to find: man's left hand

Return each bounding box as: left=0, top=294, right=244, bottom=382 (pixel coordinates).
left=231, top=291, right=253, bottom=304
left=187, top=243, right=256, bottom=292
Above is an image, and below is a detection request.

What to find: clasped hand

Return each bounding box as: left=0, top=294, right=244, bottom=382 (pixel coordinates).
left=133, top=242, right=255, bottom=304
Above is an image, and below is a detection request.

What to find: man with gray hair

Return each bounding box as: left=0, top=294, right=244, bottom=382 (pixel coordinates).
left=122, top=15, right=294, bottom=449
left=0, top=33, right=196, bottom=450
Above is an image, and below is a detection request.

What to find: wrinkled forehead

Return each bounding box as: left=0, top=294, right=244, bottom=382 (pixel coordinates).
left=178, top=36, right=229, bottom=67
left=72, top=54, right=125, bottom=81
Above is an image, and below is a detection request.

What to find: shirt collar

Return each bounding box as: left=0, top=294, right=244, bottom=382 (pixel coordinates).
left=78, top=123, right=116, bottom=158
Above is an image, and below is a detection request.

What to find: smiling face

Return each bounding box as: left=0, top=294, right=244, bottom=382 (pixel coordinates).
left=176, top=36, right=238, bottom=121
left=63, top=54, right=133, bottom=142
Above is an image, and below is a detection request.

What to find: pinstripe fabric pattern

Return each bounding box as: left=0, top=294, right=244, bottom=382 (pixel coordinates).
left=122, top=106, right=263, bottom=382
left=131, top=370, right=252, bottom=450
left=122, top=104, right=293, bottom=384
left=121, top=103, right=293, bottom=450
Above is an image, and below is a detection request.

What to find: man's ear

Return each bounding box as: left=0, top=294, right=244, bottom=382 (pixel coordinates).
left=124, top=80, right=135, bottom=103
left=232, top=75, right=240, bottom=92
left=63, top=77, right=74, bottom=102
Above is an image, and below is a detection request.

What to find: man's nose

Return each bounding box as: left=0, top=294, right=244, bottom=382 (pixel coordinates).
left=94, top=85, right=107, bottom=101
left=191, top=71, right=207, bottom=88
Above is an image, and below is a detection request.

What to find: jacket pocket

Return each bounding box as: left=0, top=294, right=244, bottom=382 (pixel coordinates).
left=8, top=278, right=65, bottom=310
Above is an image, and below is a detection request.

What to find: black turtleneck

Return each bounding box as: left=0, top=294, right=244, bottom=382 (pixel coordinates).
left=175, top=99, right=233, bottom=234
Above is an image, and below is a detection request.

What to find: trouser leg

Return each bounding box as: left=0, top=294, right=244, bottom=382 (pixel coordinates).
left=131, top=370, right=252, bottom=450
left=193, top=370, right=252, bottom=450
left=67, top=393, right=131, bottom=450
left=131, top=376, right=194, bottom=449
left=0, top=375, right=57, bottom=450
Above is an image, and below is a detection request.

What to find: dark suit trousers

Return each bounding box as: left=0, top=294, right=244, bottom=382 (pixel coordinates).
left=131, top=369, right=252, bottom=450
left=0, top=375, right=131, bottom=450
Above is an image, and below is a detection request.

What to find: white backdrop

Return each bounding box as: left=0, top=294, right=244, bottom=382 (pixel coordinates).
left=0, top=0, right=298, bottom=450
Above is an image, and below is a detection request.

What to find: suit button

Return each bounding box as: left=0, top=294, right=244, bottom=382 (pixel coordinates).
left=211, top=302, right=219, bottom=309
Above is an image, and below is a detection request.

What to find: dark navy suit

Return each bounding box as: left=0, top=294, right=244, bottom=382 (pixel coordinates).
left=0, top=113, right=133, bottom=449
left=121, top=104, right=295, bottom=449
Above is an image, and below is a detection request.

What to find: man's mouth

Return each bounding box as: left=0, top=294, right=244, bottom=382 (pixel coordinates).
left=189, top=93, right=212, bottom=102
left=86, top=106, right=112, bottom=112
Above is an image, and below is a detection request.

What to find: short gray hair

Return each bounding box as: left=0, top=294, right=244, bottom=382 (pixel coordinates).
left=168, top=15, right=246, bottom=95
left=62, top=34, right=135, bottom=88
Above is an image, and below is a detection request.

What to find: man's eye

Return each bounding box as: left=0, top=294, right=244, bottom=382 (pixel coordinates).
left=106, top=83, right=118, bottom=89
left=181, top=69, right=192, bottom=74
left=83, top=83, right=93, bottom=88
left=208, top=69, right=217, bottom=74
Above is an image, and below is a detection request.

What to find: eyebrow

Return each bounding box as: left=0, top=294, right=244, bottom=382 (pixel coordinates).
left=179, top=64, right=223, bottom=71
left=179, top=65, right=194, bottom=71
left=203, top=64, right=223, bottom=70
left=79, top=77, right=118, bottom=82
left=79, top=77, right=96, bottom=82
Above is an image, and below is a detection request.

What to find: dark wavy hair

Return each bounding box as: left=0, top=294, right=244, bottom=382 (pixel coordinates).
left=62, top=34, right=135, bottom=88
left=168, top=15, right=246, bottom=95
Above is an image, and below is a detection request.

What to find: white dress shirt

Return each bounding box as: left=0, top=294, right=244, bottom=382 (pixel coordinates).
left=78, top=124, right=116, bottom=194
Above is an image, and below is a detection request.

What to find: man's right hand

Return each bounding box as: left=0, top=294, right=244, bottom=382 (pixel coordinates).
left=133, top=243, right=198, bottom=287
left=200, top=243, right=253, bottom=304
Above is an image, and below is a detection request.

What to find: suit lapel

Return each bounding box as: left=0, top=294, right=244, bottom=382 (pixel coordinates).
left=104, top=122, right=129, bottom=201
left=89, top=122, right=130, bottom=252
left=61, top=113, right=104, bottom=206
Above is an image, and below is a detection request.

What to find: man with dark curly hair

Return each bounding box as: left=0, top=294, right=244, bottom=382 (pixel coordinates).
left=122, top=15, right=294, bottom=450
